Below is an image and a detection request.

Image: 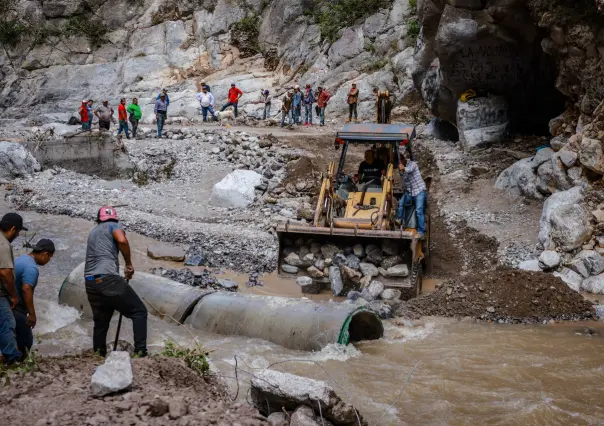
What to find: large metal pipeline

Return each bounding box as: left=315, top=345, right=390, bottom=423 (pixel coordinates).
left=59, top=263, right=384, bottom=351
left=58, top=262, right=209, bottom=323
left=185, top=292, right=384, bottom=351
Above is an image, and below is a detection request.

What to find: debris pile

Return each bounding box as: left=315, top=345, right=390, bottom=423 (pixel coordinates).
left=149, top=267, right=239, bottom=292
left=396, top=269, right=596, bottom=323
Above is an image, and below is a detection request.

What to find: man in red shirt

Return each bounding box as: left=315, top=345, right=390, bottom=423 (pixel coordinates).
left=316, top=86, right=331, bottom=126
left=117, top=98, right=130, bottom=139
left=221, top=83, right=243, bottom=117
left=79, top=100, right=90, bottom=131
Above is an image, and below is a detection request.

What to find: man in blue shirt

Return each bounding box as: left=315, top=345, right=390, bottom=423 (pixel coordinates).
left=13, top=238, right=55, bottom=358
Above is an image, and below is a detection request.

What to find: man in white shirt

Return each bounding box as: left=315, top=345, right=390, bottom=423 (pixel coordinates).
left=195, top=86, right=217, bottom=122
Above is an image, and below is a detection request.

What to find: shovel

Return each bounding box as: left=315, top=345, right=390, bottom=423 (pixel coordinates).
left=112, top=279, right=129, bottom=351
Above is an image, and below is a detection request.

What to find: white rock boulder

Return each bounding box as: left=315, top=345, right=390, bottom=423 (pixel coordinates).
left=0, top=142, right=41, bottom=179
left=538, top=251, right=561, bottom=270
left=210, top=170, right=263, bottom=208
left=90, top=351, right=133, bottom=397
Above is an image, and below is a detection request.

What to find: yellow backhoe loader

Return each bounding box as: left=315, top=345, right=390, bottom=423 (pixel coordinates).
left=277, top=123, right=430, bottom=300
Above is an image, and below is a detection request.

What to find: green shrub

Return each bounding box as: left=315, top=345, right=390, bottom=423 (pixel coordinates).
left=311, top=0, right=394, bottom=42
left=0, top=21, right=28, bottom=47
left=63, top=16, right=108, bottom=44
left=409, top=0, right=417, bottom=10
left=231, top=15, right=260, bottom=56
left=161, top=339, right=209, bottom=376
left=364, top=58, right=389, bottom=72
left=407, top=18, right=420, bottom=42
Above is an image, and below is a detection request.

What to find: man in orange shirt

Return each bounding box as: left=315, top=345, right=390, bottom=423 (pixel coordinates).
left=117, top=98, right=130, bottom=139
left=221, top=83, right=243, bottom=117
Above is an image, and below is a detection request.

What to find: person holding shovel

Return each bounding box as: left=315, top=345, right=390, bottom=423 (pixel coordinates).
left=84, top=206, right=147, bottom=357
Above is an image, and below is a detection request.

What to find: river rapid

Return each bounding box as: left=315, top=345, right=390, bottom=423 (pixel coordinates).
left=6, top=202, right=604, bottom=425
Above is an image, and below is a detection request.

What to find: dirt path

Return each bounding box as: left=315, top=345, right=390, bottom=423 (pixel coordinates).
left=1, top=354, right=267, bottom=426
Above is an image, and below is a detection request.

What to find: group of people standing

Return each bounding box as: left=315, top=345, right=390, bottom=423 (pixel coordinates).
left=79, top=95, right=146, bottom=139
left=0, top=206, right=149, bottom=365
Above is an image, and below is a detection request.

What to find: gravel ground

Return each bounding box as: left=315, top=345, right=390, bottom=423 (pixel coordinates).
left=1, top=354, right=268, bottom=426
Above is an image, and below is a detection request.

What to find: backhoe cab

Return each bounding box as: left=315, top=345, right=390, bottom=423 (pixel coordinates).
left=277, top=123, right=430, bottom=299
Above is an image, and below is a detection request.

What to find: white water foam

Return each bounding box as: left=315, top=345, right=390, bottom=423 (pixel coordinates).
left=382, top=320, right=440, bottom=344
left=304, top=343, right=362, bottom=362
left=35, top=299, right=81, bottom=335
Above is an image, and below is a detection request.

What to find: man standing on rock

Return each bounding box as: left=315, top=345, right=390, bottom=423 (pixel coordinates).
left=196, top=86, right=217, bottom=122
left=281, top=89, right=293, bottom=127
left=13, top=239, right=55, bottom=359
left=127, top=98, right=142, bottom=139
left=94, top=100, right=114, bottom=131
left=292, top=85, right=302, bottom=125
left=303, top=84, right=314, bottom=126
left=84, top=206, right=147, bottom=357
left=316, top=86, right=331, bottom=126
left=156, top=89, right=170, bottom=110
left=398, top=150, right=427, bottom=239
left=117, top=98, right=130, bottom=139
left=347, top=83, right=359, bottom=123
left=221, top=83, right=243, bottom=117
left=155, top=93, right=168, bottom=137
left=261, top=90, right=272, bottom=120
left=0, top=213, right=28, bottom=365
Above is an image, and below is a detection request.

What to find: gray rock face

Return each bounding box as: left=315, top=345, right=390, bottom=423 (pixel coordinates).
left=328, top=266, right=344, bottom=296
left=579, top=137, right=604, bottom=175
left=553, top=268, right=583, bottom=292
left=90, top=351, right=132, bottom=397
left=361, top=280, right=384, bottom=302
left=532, top=148, right=555, bottom=170
left=549, top=204, right=592, bottom=252
left=581, top=273, right=604, bottom=294
left=250, top=369, right=364, bottom=425
left=146, top=244, right=186, bottom=262
left=570, top=251, right=604, bottom=277
left=0, top=142, right=41, bottom=179
left=558, top=150, right=578, bottom=168
left=359, top=262, right=379, bottom=278
left=457, top=96, right=508, bottom=151
left=538, top=251, right=561, bottom=270
left=496, top=157, right=542, bottom=200
left=210, top=170, right=263, bottom=208
left=538, top=186, right=585, bottom=251
left=518, top=259, right=541, bottom=272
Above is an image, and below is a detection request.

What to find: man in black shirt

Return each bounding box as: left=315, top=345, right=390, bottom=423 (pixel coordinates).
left=356, top=150, right=385, bottom=183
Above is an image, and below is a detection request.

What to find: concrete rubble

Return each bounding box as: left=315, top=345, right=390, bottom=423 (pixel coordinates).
left=250, top=369, right=366, bottom=426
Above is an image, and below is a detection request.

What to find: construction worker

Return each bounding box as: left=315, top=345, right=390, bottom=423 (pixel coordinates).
left=156, top=88, right=170, bottom=108
left=127, top=98, right=142, bottom=138
left=221, top=83, right=243, bottom=117
left=316, top=86, right=331, bottom=126
left=0, top=213, right=28, bottom=365
left=398, top=151, right=427, bottom=239
left=13, top=239, right=55, bottom=359
left=84, top=206, right=147, bottom=357
left=347, top=83, right=359, bottom=123
left=374, top=88, right=392, bottom=124
left=355, top=150, right=385, bottom=183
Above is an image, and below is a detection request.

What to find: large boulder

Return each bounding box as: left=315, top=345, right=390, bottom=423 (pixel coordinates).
left=538, top=251, right=560, bottom=270
left=209, top=170, right=263, bottom=208
left=549, top=204, right=592, bottom=252
left=457, top=96, right=508, bottom=151
left=581, top=274, right=604, bottom=294
left=250, top=369, right=365, bottom=425
left=90, top=351, right=133, bottom=397
left=569, top=250, right=604, bottom=277
left=553, top=268, right=583, bottom=292
left=495, top=157, right=542, bottom=199
left=538, top=186, right=585, bottom=251
left=0, top=142, right=41, bottom=179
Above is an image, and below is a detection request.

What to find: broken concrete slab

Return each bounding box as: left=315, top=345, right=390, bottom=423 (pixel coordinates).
left=147, top=244, right=186, bottom=262
left=250, top=369, right=365, bottom=425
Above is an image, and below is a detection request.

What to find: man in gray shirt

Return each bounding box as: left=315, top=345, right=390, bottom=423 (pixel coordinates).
left=84, top=206, right=147, bottom=357
left=94, top=100, right=114, bottom=131
left=154, top=94, right=168, bottom=138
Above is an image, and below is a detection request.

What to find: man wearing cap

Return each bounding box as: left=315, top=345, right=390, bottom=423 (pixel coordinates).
left=79, top=100, right=90, bottom=131
left=155, top=93, right=169, bottom=137
left=156, top=88, right=170, bottom=108
left=0, top=213, right=27, bottom=364
left=94, top=100, right=114, bottom=131
left=117, top=98, right=131, bottom=139
left=221, top=83, right=243, bottom=118
left=84, top=206, right=147, bottom=357
left=13, top=238, right=55, bottom=359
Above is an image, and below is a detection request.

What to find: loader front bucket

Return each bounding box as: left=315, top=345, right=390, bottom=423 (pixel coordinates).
left=276, top=223, right=424, bottom=300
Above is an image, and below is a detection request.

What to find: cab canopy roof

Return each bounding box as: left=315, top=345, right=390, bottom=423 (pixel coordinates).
left=336, top=123, right=416, bottom=143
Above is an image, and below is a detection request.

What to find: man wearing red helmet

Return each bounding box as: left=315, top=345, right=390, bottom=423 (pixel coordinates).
left=84, top=206, right=148, bottom=357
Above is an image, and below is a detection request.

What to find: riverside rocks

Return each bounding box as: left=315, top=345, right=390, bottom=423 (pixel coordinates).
left=147, top=244, right=186, bottom=262
left=250, top=369, right=366, bottom=426
left=538, top=251, right=561, bottom=270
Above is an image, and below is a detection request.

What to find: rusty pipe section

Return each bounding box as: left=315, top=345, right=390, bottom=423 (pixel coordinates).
left=59, top=263, right=384, bottom=351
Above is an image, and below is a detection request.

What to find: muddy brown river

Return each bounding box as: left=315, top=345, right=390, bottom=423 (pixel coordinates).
left=5, top=201, right=604, bottom=425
